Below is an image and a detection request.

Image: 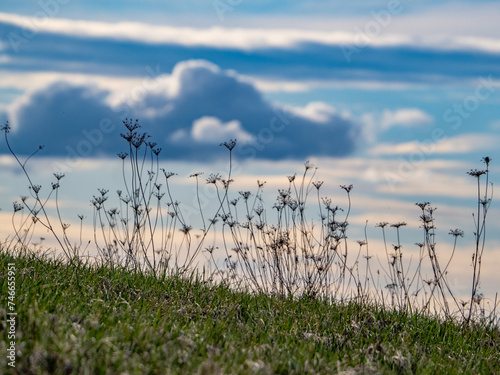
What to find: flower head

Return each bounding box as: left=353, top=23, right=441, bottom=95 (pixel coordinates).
left=449, top=229, right=464, bottom=238
left=340, top=184, right=353, bottom=193
left=1, top=121, right=11, bottom=133
left=220, top=139, right=237, bottom=151
left=313, top=181, right=324, bottom=190
left=53, top=172, right=65, bottom=181
left=467, top=169, right=486, bottom=178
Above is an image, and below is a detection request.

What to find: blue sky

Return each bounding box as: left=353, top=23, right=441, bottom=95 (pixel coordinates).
left=1, top=1, right=499, bottom=296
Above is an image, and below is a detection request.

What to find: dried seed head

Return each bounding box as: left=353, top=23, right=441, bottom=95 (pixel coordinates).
left=220, top=139, right=237, bottom=151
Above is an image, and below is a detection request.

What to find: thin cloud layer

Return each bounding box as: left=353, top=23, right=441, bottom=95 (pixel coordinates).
left=381, top=108, right=432, bottom=130
left=1, top=14, right=500, bottom=88
left=4, top=60, right=360, bottom=161
left=369, top=133, right=500, bottom=156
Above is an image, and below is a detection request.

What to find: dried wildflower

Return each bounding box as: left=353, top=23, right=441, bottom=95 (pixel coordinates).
left=30, top=185, right=42, bottom=194
left=120, top=132, right=134, bottom=142
left=180, top=224, right=192, bottom=235
left=289, top=200, right=299, bottom=211
left=239, top=191, right=251, bottom=200
left=415, top=202, right=430, bottom=210
left=53, top=172, right=65, bottom=181
left=206, top=173, right=221, bottom=184
left=1, top=121, right=11, bottom=133
left=190, top=172, right=203, bottom=178
left=121, top=196, right=131, bottom=204
left=386, top=283, right=398, bottom=291
left=356, top=240, right=367, bottom=247
left=287, top=174, right=296, bottom=183
left=467, top=169, right=486, bottom=178
left=340, top=184, right=353, bottom=193
left=91, top=195, right=107, bottom=208
left=205, top=245, right=216, bottom=254
left=122, top=118, right=139, bottom=131
left=375, top=222, right=389, bottom=228
left=220, top=139, right=237, bottom=151
left=222, top=179, right=233, bottom=189
left=51, top=182, right=60, bottom=190
left=391, top=222, right=407, bottom=228
left=132, top=132, right=149, bottom=148
left=482, top=156, right=491, bottom=166
left=154, top=192, right=165, bottom=200
left=257, top=180, right=266, bottom=188
left=13, top=202, right=24, bottom=212
left=312, top=181, right=324, bottom=190
left=449, top=229, right=464, bottom=237
left=98, top=188, right=109, bottom=197
left=278, top=189, right=290, bottom=199
left=161, top=169, right=177, bottom=179
left=132, top=204, right=143, bottom=216
left=117, top=152, right=128, bottom=160
left=420, top=214, right=433, bottom=224
left=304, top=161, right=314, bottom=170
left=152, top=147, right=162, bottom=156
left=219, top=213, right=231, bottom=222
left=480, top=198, right=491, bottom=207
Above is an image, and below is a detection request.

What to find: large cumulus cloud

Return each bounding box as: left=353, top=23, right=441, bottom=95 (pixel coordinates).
left=4, top=60, right=360, bottom=161
left=5, top=82, right=124, bottom=158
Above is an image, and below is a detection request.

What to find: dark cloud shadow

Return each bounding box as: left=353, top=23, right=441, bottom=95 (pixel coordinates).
left=4, top=60, right=360, bottom=161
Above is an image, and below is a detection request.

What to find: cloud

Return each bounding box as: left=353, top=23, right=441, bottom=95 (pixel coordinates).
left=2, top=8, right=500, bottom=52
left=5, top=81, right=124, bottom=158
left=289, top=102, right=338, bottom=123
left=3, top=60, right=360, bottom=161
left=381, top=108, right=432, bottom=130
left=2, top=12, right=500, bottom=89
left=369, top=133, right=500, bottom=156
left=190, top=117, right=254, bottom=144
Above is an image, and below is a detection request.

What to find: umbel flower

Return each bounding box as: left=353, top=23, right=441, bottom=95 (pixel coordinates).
left=220, top=139, right=237, bottom=151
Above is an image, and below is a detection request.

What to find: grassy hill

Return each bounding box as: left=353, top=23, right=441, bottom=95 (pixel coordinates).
left=1, top=248, right=499, bottom=374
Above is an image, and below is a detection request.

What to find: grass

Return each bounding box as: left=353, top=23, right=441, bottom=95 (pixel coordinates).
left=1, top=248, right=499, bottom=374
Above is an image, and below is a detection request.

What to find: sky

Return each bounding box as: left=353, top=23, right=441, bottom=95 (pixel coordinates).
left=0, top=1, right=499, bottom=299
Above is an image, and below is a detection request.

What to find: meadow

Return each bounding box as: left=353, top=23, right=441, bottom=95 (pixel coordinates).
left=1, top=119, right=499, bottom=374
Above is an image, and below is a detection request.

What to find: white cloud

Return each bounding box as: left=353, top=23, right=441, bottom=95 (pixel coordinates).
left=370, top=133, right=500, bottom=156
left=289, top=102, right=338, bottom=123
left=381, top=108, right=432, bottom=130
left=191, top=116, right=254, bottom=143
left=3, top=60, right=359, bottom=160
left=2, top=10, right=500, bottom=53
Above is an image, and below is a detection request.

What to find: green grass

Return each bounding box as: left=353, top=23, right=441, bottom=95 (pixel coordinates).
left=1, top=248, right=499, bottom=374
